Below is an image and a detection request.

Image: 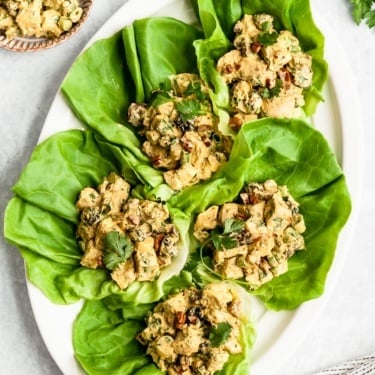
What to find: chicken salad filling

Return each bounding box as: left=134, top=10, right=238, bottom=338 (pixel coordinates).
left=128, top=73, right=233, bottom=191
left=217, top=14, right=313, bottom=129
left=137, top=282, right=246, bottom=375
left=0, top=0, right=83, bottom=40
left=194, top=180, right=306, bottom=288
left=76, top=172, right=180, bottom=289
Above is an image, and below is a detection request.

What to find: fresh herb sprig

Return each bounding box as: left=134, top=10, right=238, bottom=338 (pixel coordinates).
left=350, top=0, right=375, bottom=28
left=149, top=78, right=172, bottom=107
left=175, top=99, right=204, bottom=121
left=210, top=218, right=245, bottom=251
left=209, top=322, right=233, bottom=347
left=258, top=31, right=279, bottom=46
left=260, top=79, right=283, bottom=99
left=184, top=81, right=208, bottom=101
left=103, top=231, right=134, bottom=270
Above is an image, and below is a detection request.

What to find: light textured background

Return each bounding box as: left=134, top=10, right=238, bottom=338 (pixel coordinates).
left=1, top=1, right=375, bottom=374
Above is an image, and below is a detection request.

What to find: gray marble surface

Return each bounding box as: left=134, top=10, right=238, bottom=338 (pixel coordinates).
left=1, top=1, right=375, bottom=375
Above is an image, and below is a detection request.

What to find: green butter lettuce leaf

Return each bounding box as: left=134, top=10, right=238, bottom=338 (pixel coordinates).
left=192, top=0, right=328, bottom=117
left=253, top=177, right=351, bottom=308
left=73, top=282, right=256, bottom=375
left=5, top=197, right=114, bottom=304
left=73, top=300, right=160, bottom=375
left=5, top=197, right=80, bottom=265
left=123, top=17, right=203, bottom=101
left=61, top=32, right=140, bottom=157
left=171, top=118, right=351, bottom=310
left=11, top=130, right=138, bottom=222
left=122, top=24, right=145, bottom=104
left=61, top=17, right=202, bottom=188
left=4, top=130, right=191, bottom=305
left=191, top=0, right=242, bottom=39
left=61, top=32, right=164, bottom=189
left=102, top=238, right=194, bottom=311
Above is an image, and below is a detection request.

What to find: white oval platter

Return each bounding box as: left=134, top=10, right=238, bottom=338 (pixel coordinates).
left=27, top=0, right=363, bottom=374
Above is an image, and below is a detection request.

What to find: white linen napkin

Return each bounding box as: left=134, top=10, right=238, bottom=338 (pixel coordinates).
left=314, top=354, right=375, bottom=375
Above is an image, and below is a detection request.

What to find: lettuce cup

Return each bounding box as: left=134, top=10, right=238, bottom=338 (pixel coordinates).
left=127, top=73, right=233, bottom=191
left=4, top=130, right=190, bottom=304
left=193, top=180, right=306, bottom=289
left=170, top=118, right=351, bottom=310
left=73, top=281, right=256, bottom=375
left=61, top=17, right=205, bottom=192
left=76, top=172, right=182, bottom=290
left=191, top=0, right=328, bottom=132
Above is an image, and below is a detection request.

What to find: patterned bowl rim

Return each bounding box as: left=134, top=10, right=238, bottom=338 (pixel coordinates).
left=0, top=0, right=93, bottom=52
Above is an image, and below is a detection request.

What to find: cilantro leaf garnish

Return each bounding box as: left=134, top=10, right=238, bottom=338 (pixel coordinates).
left=149, top=84, right=172, bottom=107
left=149, top=78, right=172, bottom=106
left=350, top=0, right=375, bottom=27
left=211, top=232, right=238, bottom=250
left=150, top=91, right=172, bottom=107
left=159, top=78, right=172, bottom=92
left=258, top=31, right=278, bottom=46
left=103, top=231, right=134, bottom=270
left=223, top=218, right=245, bottom=234
left=261, top=20, right=271, bottom=32
left=209, top=322, right=232, bottom=347
left=260, top=79, right=283, bottom=99
left=210, top=219, right=244, bottom=251
left=366, top=9, right=375, bottom=26
left=184, top=81, right=207, bottom=101
left=175, top=99, right=203, bottom=121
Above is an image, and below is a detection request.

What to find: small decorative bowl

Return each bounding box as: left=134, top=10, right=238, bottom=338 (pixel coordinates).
left=0, top=0, right=93, bottom=52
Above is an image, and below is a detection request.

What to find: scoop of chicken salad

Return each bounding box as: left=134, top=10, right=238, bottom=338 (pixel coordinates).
left=128, top=73, right=233, bottom=191
left=193, top=180, right=306, bottom=288
left=217, top=14, right=313, bottom=129
left=76, top=172, right=180, bottom=290
left=137, top=282, right=250, bottom=375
